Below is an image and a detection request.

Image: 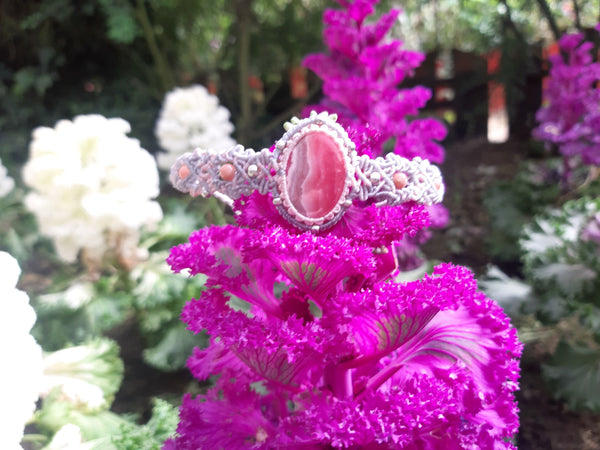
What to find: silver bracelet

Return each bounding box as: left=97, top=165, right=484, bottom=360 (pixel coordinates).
left=171, top=111, right=444, bottom=232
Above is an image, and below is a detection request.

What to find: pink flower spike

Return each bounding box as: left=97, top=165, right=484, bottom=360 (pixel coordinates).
left=534, top=26, right=600, bottom=175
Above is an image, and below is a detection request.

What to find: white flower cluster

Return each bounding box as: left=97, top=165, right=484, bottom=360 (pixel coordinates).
left=38, top=281, right=94, bottom=309
left=22, top=115, right=163, bottom=267
left=46, top=424, right=93, bottom=450
left=0, top=252, right=43, bottom=449
left=155, top=84, right=236, bottom=170
left=40, top=339, right=123, bottom=411
left=0, top=157, right=15, bottom=198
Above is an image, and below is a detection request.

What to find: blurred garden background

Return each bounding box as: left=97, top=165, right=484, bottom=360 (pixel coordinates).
left=2, top=0, right=600, bottom=448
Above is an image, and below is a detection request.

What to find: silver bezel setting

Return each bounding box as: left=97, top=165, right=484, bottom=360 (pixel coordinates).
left=272, top=114, right=356, bottom=231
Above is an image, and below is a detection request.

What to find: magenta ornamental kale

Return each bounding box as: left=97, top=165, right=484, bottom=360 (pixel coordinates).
left=165, top=194, right=521, bottom=447
left=302, top=0, right=446, bottom=163
left=533, top=25, right=600, bottom=171
left=302, top=0, right=449, bottom=270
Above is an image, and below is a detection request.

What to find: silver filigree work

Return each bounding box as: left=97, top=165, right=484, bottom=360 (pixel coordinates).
left=170, top=111, right=445, bottom=231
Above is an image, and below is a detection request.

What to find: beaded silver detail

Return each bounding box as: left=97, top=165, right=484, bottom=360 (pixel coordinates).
left=170, top=111, right=445, bottom=231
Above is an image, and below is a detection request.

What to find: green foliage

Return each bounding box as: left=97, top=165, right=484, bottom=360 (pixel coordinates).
left=37, top=391, right=129, bottom=441
left=36, top=339, right=126, bottom=443
left=521, top=197, right=600, bottom=323
left=0, top=187, right=45, bottom=263
left=501, top=197, right=600, bottom=410
left=143, top=325, right=205, bottom=371
left=97, top=0, right=139, bottom=44
left=483, top=160, right=561, bottom=262
left=111, top=398, right=179, bottom=448
left=398, top=0, right=600, bottom=53
left=483, top=194, right=600, bottom=412
left=145, top=198, right=208, bottom=249
left=32, top=280, right=133, bottom=351
left=398, top=0, right=501, bottom=52
left=0, top=0, right=328, bottom=169
left=1, top=1, right=155, bottom=170
left=27, top=195, right=209, bottom=366
left=251, top=0, right=326, bottom=71
left=13, top=65, right=57, bottom=97
left=478, top=265, right=533, bottom=316
left=45, top=338, right=125, bottom=408
left=36, top=361, right=177, bottom=448
left=130, top=250, right=208, bottom=371
left=19, top=0, right=79, bottom=29
left=128, top=198, right=209, bottom=370
left=543, top=340, right=600, bottom=412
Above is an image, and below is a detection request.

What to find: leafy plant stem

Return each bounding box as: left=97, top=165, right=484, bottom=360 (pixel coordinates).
left=207, top=197, right=228, bottom=225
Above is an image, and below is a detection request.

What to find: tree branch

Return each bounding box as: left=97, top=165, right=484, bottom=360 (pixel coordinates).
left=498, top=0, right=528, bottom=46
left=134, top=0, right=175, bottom=94
left=573, top=0, right=582, bottom=30
left=534, top=0, right=561, bottom=42
left=234, top=0, right=253, bottom=144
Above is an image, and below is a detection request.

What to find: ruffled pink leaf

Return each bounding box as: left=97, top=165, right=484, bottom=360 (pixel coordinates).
left=339, top=266, right=471, bottom=368
left=244, top=227, right=376, bottom=304
left=183, top=289, right=343, bottom=387
left=168, top=392, right=276, bottom=449
left=168, top=225, right=282, bottom=317
left=187, top=339, right=248, bottom=381
left=235, top=345, right=317, bottom=389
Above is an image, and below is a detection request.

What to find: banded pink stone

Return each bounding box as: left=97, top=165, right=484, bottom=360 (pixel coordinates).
left=284, top=131, right=347, bottom=219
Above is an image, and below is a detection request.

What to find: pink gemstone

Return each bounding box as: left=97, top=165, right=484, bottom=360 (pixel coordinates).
left=285, top=131, right=346, bottom=219
left=178, top=164, right=190, bottom=180
left=393, top=172, right=408, bottom=190
left=219, top=163, right=236, bottom=181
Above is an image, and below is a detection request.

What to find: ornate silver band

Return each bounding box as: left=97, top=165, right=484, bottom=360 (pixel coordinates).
left=171, top=111, right=444, bottom=231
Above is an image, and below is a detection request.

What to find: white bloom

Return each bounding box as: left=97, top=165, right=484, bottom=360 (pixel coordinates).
left=46, top=424, right=110, bottom=450
left=43, top=377, right=106, bottom=410
left=38, top=281, right=94, bottom=309
left=46, top=424, right=94, bottom=450
left=0, top=157, right=15, bottom=197
left=0, top=252, right=43, bottom=450
left=22, top=115, right=163, bottom=267
left=40, top=339, right=123, bottom=412
left=155, top=84, right=236, bottom=170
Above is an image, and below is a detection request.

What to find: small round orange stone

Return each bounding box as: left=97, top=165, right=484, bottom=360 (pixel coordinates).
left=219, top=163, right=236, bottom=181
left=178, top=164, right=191, bottom=180
left=393, top=171, right=408, bottom=189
